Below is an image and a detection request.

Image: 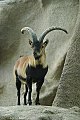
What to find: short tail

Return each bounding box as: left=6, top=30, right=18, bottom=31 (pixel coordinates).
left=15, top=70, right=18, bottom=77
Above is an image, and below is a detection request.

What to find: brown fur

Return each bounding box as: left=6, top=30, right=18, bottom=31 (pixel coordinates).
left=13, top=53, right=47, bottom=84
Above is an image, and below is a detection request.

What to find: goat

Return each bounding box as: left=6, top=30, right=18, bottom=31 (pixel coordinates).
left=13, top=26, right=68, bottom=105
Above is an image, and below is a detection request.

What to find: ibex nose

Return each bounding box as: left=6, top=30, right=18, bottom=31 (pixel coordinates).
left=33, top=51, right=37, bottom=56
left=33, top=51, right=41, bottom=59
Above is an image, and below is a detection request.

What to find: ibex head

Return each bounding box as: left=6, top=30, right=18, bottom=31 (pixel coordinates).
left=21, top=27, right=68, bottom=59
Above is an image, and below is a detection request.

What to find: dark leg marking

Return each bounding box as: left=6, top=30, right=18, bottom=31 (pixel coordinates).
left=16, top=77, right=21, bottom=105
left=35, top=78, right=44, bottom=105
left=24, top=85, right=28, bottom=105
left=27, top=76, right=32, bottom=105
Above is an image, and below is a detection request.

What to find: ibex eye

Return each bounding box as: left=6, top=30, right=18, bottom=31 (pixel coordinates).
left=41, top=45, right=44, bottom=48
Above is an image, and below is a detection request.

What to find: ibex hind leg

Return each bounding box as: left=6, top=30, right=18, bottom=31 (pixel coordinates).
left=15, top=70, right=21, bottom=105
left=24, top=84, right=28, bottom=105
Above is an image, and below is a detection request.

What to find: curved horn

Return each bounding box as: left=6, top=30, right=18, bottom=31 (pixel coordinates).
left=21, top=27, right=38, bottom=43
left=39, top=27, right=68, bottom=43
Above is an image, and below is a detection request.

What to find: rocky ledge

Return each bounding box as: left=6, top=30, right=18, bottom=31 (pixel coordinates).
left=0, top=106, right=80, bottom=120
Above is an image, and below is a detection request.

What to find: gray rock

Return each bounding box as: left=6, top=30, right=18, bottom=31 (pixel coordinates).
left=0, top=0, right=79, bottom=106
left=0, top=106, right=80, bottom=120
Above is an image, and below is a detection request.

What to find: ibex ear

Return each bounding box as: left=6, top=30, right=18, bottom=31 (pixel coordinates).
left=43, top=39, right=49, bottom=47
left=29, top=39, right=33, bottom=46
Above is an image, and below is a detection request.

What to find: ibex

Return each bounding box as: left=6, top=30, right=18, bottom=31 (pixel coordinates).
left=13, top=26, right=68, bottom=105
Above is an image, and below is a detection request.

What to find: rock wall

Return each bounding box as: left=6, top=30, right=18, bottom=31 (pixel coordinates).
left=53, top=0, right=80, bottom=108
left=0, top=0, right=79, bottom=106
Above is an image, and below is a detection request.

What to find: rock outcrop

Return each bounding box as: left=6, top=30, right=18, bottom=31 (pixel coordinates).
left=0, top=0, right=79, bottom=106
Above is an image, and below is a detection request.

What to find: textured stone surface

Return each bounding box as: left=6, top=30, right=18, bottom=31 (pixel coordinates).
left=53, top=0, right=80, bottom=108
left=0, top=0, right=79, bottom=106
left=0, top=106, right=80, bottom=120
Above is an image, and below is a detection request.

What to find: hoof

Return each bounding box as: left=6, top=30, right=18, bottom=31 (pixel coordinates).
left=35, top=101, right=40, bottom=105
left=17, top=103, right=20, bottom=105
left=24, top=103, right=27, bottom=105
left=28, top=101, right=32, bottom=105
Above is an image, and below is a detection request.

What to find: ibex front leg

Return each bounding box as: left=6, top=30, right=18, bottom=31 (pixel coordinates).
left=35, top=78, right=44, bottom=105
left=27, top=76, right=32, bottom=105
